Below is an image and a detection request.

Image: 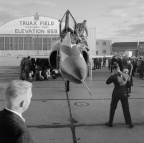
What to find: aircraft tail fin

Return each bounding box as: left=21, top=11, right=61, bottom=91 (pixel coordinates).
left=81, top=80, right=95, bottom=99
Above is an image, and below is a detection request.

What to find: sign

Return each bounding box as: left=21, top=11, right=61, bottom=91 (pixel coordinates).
left=0, top=13, right=59, bottom=35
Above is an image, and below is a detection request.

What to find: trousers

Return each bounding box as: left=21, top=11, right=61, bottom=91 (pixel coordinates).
left=109, top=91, right=132, bottom=125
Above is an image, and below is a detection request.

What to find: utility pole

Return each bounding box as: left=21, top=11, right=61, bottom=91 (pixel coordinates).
left=137, top=32, right=140, bottom=50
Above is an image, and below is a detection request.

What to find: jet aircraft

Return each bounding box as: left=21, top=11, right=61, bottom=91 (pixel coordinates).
left=49, top=10, right=92, bottom=96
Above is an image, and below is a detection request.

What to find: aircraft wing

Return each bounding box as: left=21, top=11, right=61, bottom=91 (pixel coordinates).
left=91, top=55, right=114, bottom=58
left=16, top=54, right=50, bottom=59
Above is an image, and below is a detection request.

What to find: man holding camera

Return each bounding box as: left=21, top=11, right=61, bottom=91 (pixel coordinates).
left=105, top=63, right=134, bottom=128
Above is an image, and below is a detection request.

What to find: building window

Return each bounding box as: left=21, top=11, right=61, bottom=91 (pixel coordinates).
left=5, top=37, right=9, bottom=50
left=0, top=37, right=4, bottom=50
left=43, top=38, right=48, bottom=50
left=9, top=37, right=14, bottom=50
left=24, top=37, right=32, bottom=50
left=96, top=51, right=98, bottom=55
left=14, top=37, right=18, bottom=50
left=103, top=41, right=106, bottom=45
left=0, top=36, right=59, bottom=51
left=103, top=50, right=106, bottom=54
left=96, top=42, right=98, bottom=45
left=19, top=37, right=23, bottom=50
left=37, top=38, right=42, bottom=50
left=47, top=38, right=52, bottom=50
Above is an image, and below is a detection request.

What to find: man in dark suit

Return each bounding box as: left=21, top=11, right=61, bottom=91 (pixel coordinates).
left=105, top=64, right=134, bottom=128
left=0, top=80, right=33, bottom=143
left=24, top=56, right=33, bottom=81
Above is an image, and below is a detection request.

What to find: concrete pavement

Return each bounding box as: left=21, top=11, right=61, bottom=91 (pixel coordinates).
left=0, top=56, right=144, bottom=143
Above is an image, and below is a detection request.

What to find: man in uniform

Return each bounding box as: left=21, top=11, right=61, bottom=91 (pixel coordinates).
left=94, top=58, right=98, bottom=69
left=105, top=64, right=134, bottom=128
left=24, top=56, right=33, bottom=82
left=35, top=65, right=44, bottom=81
left=20, top=57, right=26, bottom=80
left=111, top=56, right=118, bottom=73
left=76, top=20, right=89, bottom=51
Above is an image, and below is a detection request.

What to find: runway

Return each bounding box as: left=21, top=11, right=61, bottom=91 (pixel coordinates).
left=0, top=56, right=144, bottom=143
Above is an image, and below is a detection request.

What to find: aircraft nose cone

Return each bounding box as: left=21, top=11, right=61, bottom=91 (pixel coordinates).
left=61, top=56, right=88, bottom=83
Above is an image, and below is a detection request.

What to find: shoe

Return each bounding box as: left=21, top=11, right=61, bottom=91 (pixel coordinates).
left=105, top=122, right=113, bottom=127
left=129, top=124, right=134, bottom=128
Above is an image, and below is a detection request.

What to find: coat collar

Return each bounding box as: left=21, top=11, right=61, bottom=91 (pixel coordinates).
left=2, top=109, right=25, bottom=124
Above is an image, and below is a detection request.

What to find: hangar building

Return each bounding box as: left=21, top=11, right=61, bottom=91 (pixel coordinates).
left=0, top=13, right=60, bottom=56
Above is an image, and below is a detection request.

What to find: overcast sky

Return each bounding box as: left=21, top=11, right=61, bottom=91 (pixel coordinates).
left=0, top=0, right=144, bottom=42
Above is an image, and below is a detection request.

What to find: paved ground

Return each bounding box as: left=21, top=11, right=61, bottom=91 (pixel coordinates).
left=0, top=56, right=144, bottom=143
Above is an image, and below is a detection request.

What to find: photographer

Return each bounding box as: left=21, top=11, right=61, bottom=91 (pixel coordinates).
left=105, top=64, right=134, bottom=128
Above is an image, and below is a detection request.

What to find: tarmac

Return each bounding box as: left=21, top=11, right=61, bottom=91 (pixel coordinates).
left=0, top=56, right=144, bottom=143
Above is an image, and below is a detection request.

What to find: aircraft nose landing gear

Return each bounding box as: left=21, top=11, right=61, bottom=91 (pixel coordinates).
left=65, top=80, right=70, bottom=92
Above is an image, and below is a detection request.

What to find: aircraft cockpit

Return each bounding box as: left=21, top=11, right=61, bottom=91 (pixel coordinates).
left=59, top=10, right=77, bottom=41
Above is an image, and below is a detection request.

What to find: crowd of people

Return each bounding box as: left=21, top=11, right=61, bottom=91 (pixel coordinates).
left=94, top=55, right=144, bottom=80
left=20, top=56, right=58, bottom=82
left=93, top=57, right=106, bottom=69
left=108, top=55, right=144, bottom=80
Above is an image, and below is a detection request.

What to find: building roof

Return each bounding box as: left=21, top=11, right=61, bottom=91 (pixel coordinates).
left=112, top=42, right=144, bottom=47
left=96, top=39, right=112, bottom=42
left=0, top=15, right=59, bottom=35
